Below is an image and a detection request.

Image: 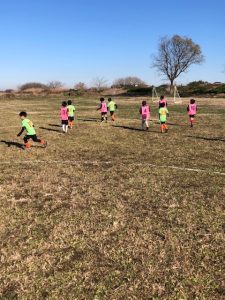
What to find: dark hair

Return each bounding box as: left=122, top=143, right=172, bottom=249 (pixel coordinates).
left=62, top=101, right=67, bottom=107
left=100, top=97, right=104, bottom=102
left=19, top=111, right=27, bottom=117
left=160, top=95, right=164, bottom=100
left=142, top=100, right=147, bottom=106
left=68, top=100, right=72, bottom=105
left=108, top=98, right=112, bottom=101
left=190, top=99, right=195, bottom=104
left=160, top=102, right=165, bottom=108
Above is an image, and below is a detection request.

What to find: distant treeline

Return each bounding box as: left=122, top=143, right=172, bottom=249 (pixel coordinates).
left=126, top=81, right=225, bottom=97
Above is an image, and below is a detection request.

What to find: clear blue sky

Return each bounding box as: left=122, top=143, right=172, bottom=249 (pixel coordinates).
left=0, top=0, right=225, bottom=89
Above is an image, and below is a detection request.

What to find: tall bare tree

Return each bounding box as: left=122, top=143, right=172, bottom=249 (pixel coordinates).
left=92, top=77, right=108, bottom=91
left=152, top=35, right=204, bottom=91
left=48, top=80, right=64, bottom=89
left=113, top=76, right=147, bottom=88
left=74, top=82, right=87, bottom=90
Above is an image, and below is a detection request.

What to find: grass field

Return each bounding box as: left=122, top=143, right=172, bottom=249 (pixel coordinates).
left=0, top=96, right=225, bottom=299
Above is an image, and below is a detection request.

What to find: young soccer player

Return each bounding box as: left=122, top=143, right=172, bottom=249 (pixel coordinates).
left=67, top=100, right=75, bottom=129
left=17, top=111, right=47, bottom=149
left=187, top=99, right=197, bottom=127
left=159, top=95, right=168, bottom=107
left=159, top=102, right=169, bottom=133
left=107, top=98, right=117, bottom=121
left=60, top=101, right=69, bottom=133
left=140, top=100, right=150, bottom=130
left=97, top=97, right=108, bottom=122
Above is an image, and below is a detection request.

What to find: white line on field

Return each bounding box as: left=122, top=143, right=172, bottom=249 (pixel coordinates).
left=0, top=160, right=225, bottom=176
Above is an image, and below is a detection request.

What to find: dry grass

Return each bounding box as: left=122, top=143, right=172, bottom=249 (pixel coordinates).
left=0, top=96, right=225, bottom=299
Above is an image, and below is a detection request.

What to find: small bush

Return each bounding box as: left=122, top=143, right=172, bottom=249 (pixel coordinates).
left=19, top=82, right=48, bottom=91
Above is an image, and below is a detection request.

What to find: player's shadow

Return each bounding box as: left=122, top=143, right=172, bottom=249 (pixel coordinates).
left=167, top=122, right=186, bottom=126
left=48, top=124, right=61, bottom=128
left=0, top=140, right=24, bottom=149
left=188, top=135, right=225, bottom=142
left=113, top=125, right=159, bottom=133
left=39, top=127, right=63, bottom=133
left=77, top=117, right=99, bottom=123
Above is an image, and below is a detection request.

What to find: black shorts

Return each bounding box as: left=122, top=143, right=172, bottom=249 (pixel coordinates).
left=110, top=111, right=115, bottom=116
left=24, top=134, right=41, bottom=143
left=189, top=115, right=195, bottom=118
left=61, top=120, right=68, bottom=125
left=101, top=112, right=107, bottom=116
left=68, top=116, right=74, bottom=121
left=160, top=122, right=166, bottom=124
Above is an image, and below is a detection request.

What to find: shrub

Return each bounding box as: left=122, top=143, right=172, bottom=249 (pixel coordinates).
left=19, top=82, right=48, bottom=91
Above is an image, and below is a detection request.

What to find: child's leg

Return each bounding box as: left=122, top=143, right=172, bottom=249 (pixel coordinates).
left=62, top=124, right=65, bottom=132
left=189, top=115, right=194, bottom=127
left=141, top=119, right=145, bottom=130
left=145, top=120, right=149, bottom=129
left=65, top=124, right=68, bottom=133
left=32, top=135, right=47, bottom=147
left=160, top=122, right=165, bottom=133
left=111, top=111, right=115, bottom=121
left=164, top=123, right=168, bottom=132
left=23, top=135, right=31, bottom=148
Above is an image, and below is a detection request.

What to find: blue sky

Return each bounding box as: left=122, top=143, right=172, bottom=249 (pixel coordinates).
left=0, top=0, right=225, bottom=89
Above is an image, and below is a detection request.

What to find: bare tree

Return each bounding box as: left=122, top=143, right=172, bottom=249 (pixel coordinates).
left=48, top=80, right=64, bottom=89
left=92, top=77, right=108, bottom=91
left=113, top=76, right=147, bottom=88
left=74, top=82, right=87, bottom=90
left=152, top=35, right=204, bottom=92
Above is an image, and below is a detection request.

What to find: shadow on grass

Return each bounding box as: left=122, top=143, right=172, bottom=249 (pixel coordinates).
left=188, top=135, right=225, bottom=142
left=167, top=122, right=186, bottom=127
left=113, top=125, right=160, bottom=133
left=39, top=127, right=63, bottom=133
left=77, top=117, right=99, bottom=123
left=0, top=140, right=24, bottom=149
left=48, top=124, right=61, bottom=128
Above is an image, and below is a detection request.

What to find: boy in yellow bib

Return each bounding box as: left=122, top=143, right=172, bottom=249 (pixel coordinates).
left=158, top=103, right=169, bottom=133
left=17, top=111, right=47, bottom=149
left=67, top=100, right=75, bottom=129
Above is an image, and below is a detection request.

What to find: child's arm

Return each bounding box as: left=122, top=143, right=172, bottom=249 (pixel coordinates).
left=115, top=104, right=118, bottom=109
left=187, top=105, right=189, bottom=112
left=17, top=127, right=25, bottom=137
left=97, top=104, right=102, bottom=111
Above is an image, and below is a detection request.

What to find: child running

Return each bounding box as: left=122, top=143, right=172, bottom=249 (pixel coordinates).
left=159, top=102, right=169, bottom=133
left=97, top=97, right=108, bottom=122
left=67, top=100, right=76, bottom=129
left=17, top=111, right=47, bottom=149
left=159, top=95, right=168, bottom=107
left=107, top=98, right=117, bottom=121
left=60, top=101, right=69, bottom=133
left=140, top=100, right=150, bottom=130
left=187, top=99, right=197, bottom=127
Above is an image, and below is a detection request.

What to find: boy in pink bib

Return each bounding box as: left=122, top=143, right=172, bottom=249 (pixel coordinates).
left=97, top=98, right=108, bottom=122
left=187, top=99, right=197, bottom=127
left=60, top=101, right=69, bottom=133
left=159, top=95, right=168, bottom=108
left=139, top=100, right=150, bottom=130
